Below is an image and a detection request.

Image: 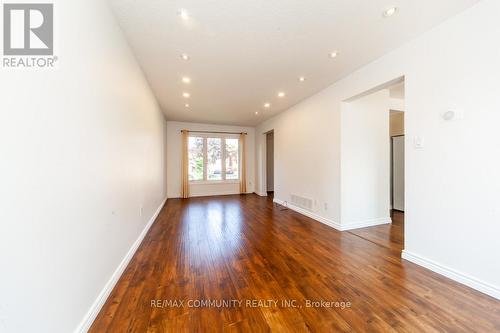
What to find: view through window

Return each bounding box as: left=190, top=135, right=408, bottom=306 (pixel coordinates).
left=188, top=135, right=239, bottom=182
left=188, top=137, right=204, bottom=181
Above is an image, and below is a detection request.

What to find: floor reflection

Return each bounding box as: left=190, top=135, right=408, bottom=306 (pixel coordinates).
left=182, top=197, right=244, bottom=265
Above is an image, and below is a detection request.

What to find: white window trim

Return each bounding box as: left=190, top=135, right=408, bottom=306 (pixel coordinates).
left=191, top=180, right=240, bottom=185
left=188, top=133, right=240, bottom=184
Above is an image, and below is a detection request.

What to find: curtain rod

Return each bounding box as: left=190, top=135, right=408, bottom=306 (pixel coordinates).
left=181, top=130, right=247, bottom=135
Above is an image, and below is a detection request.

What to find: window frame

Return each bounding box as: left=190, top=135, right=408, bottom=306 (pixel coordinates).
left=188, top=133, right=240, bottom=184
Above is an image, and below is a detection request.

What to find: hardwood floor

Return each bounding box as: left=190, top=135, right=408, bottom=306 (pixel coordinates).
left=348, top=210, right=404, bottom=252
left=90, top=195, right=500, bottom=332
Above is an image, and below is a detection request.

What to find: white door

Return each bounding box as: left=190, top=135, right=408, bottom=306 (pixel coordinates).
left=392, top=136, right=405, bottom=211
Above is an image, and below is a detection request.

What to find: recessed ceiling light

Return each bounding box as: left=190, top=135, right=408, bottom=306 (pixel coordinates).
left=182, top=77, right=191, bottom=84
left=185, top=103, right=190, bottom=108
left=298, top=76, right=306, bottom=82
left=180, top=54, right=190, bottom=61
left=264, top=103, right=271, bottom=108
left=182, top=92, right=190, bottom=98
left=383, top=6, right=398, bottom=17
left=278, top=92, right=286, bottom=98
left=329, top=51, right=338, bottom=58
left=255, top=111, right=259, bottom=115
left=179, top=9, right=189, bottom=20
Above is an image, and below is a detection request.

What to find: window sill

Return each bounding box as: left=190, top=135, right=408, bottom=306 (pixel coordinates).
left=190, top=180, right=240, bottom=185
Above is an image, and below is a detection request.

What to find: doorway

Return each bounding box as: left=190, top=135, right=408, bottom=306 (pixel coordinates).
left=266, top=131, right=274, bottom=197
left=388, top=105, right=405, bottom=251
left=345, top=79, right=405, bottom=252
left=389, top=82, right=405, bottom=214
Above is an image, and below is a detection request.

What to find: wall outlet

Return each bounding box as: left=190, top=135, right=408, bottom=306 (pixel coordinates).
left=140, top=206, right=144, bottom=217
left=324, top=203, right=328, bottom=211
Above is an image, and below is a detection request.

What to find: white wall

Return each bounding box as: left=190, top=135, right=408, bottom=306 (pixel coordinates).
left=256, top=95, right=341, bottom=219
left=256, top=0, right=500, bottom=298
left=390, top=98, right=405, bottom=112
left=341, top=90, right=391, bottom=228
left=166, top=121, right=255, bottom=198
left=0, top=1, right=167, bottom=332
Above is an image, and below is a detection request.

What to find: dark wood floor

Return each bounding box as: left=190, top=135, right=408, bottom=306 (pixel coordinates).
left=90, top=194, right=500, bottom=332
left=348, top=210, right=404, bottom=252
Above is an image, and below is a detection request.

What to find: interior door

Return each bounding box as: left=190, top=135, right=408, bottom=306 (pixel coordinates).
left=392, top=136, right=405, bottom=211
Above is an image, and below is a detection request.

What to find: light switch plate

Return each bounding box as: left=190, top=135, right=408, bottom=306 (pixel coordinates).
left=414, top=136, right=424, bottom=149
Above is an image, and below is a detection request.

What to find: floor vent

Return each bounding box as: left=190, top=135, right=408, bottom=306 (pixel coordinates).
left=291, top=194, right=313, bottom=211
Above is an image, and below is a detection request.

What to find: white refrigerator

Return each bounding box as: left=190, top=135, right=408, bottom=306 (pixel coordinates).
left=392, top=136, right=405, bottom=211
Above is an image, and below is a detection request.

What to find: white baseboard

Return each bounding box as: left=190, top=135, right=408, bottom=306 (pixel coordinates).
left=272, top=196, right=500, bottom=301
left=402, top=250, right=500, bottom=300
left=273, top=198, right=343, bottom=230
left=272, top=198, right=391, bottom=231
left=189, top=191, right=240, bottom=197
left=341, top=217, right=392, bottom=231
left=75, top=197, right=168, bottom=333
left=255, top=192, right=268, bottom=197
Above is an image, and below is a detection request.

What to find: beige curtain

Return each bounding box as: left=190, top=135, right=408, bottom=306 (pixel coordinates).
left=181, top=130, right=190, bottom=198
left=239, top=133, right=247, bottom=193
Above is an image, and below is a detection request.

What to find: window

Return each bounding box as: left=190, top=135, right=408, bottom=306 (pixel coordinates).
left=188, top=135, right=240, bottom=182
left=188, top=137, right=204, bottom=181
left=207, top=138, right=222, bottom=180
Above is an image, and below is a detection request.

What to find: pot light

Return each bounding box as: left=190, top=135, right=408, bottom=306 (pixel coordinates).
left=182, top=77, right=191, bottom=84
left=264, top=103, right=271, bottom=108
left=329, top=51, right=338, bottom=58
left=255, top=111, right=259, bottom=115
left=182, top=92, right=190, bottom=98
left=180, top=54, right=190, bottom=61
left=278, top=92, right=286, bottom=98
left=179, top=9, right=189, bottom=20
left=185, top=103, right=190, bottom=108
left=383, top=6, right=398, bottom=17
left=298, top=76, right=306, bottom=82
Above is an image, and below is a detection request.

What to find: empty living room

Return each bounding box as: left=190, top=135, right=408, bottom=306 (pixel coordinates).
left=2, top=0, right=500, bottom=332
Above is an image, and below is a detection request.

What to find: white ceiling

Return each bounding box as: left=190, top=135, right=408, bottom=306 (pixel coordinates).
left=108, top=0, right=479, bottom=126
